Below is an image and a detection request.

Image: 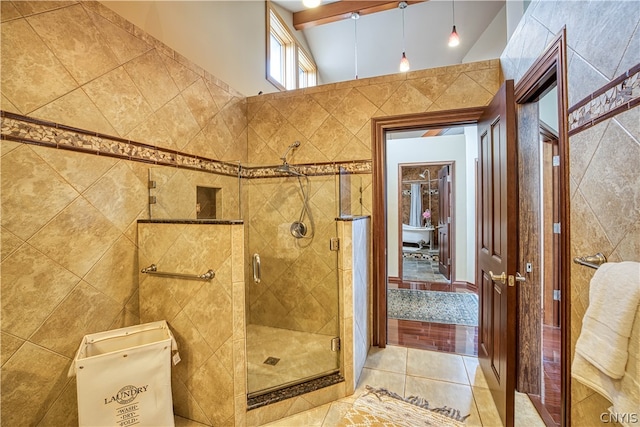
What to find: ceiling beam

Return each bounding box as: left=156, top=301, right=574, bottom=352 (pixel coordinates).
left=292, top=1, right=427, bottom=30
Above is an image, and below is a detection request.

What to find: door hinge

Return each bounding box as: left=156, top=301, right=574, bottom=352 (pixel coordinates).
left=149, top=196, right=157, bottom=205
left=553, top=223, right=561, bottom=234
left=148, top=180, right=157, bottom=189
left=552, top=156, right=560, bottom=167
left=447, top=258, right=451, bottom=266
left=331, top=337, right=341, bottom=352
left=553, top=290, right=561, bottom=301
left=330, top=237, right=340, bottom=251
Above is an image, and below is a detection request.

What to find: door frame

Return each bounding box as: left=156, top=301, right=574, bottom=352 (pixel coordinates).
left=371, top=107, right=484, bottom=347
left=514, top=29, right=570, bottom=426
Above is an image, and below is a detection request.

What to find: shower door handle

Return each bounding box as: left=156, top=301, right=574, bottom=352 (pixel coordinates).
left=253, top=253, right=261, bottom=283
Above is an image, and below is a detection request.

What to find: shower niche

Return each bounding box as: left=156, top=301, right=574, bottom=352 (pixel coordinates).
left=196, top=185, right=221, bottom=219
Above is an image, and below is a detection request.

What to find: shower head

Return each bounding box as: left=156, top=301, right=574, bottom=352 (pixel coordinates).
left=280, top=141, right=301, bottom=164
left=419, top=169, right=428, bottom=179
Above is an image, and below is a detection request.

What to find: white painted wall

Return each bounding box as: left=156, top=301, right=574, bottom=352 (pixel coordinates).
left=386, top=128, right=477, bottom=283
left=102, top=1, right=309, bottom=96
left=462, top=5, right=507, bottom=64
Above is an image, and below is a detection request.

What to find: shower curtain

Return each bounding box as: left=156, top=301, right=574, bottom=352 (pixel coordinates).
left=409, top=183, right=422, bottom=227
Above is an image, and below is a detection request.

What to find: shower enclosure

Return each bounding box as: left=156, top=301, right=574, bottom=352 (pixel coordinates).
left=146, top=153, right=342, bottom=399
left=243, top=155, right=341, bottom=397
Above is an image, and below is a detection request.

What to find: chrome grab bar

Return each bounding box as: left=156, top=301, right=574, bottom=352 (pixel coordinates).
left=253, top=253, right=261, bottom=283
left=573, top=253, right=607, bottom=270
left=141, top=264, right=215, bottom=281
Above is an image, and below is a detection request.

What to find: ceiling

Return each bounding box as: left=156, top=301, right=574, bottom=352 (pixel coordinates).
left=273, top=0, right=506, bottom=85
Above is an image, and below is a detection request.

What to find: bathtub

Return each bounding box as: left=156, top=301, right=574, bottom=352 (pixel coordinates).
left=402, top=224, right=434, bottom=247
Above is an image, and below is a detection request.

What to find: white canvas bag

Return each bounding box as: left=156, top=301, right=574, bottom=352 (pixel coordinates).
left=69, top=321, right=179, bottom=427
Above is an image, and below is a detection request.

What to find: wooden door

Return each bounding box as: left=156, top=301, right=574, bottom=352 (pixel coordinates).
left=437, top=165, right=451, bottom=279
left=476, top=80, right=518, bottom=427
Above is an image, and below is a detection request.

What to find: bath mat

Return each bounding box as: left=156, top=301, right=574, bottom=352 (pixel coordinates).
left=338, top=385, right=469, bottom=427
left=388, top=289, right=478, bottom=326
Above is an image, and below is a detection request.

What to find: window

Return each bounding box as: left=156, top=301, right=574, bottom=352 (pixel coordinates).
left=266, top=2, right=317, bottom=91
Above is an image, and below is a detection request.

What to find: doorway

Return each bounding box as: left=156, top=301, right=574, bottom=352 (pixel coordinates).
left=384, top=127, right=478, bottom=356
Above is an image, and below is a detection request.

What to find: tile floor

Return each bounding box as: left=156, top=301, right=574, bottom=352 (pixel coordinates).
left=261, top=345, right=546, bottom=427
left=174, top=345, right=546, bottom=426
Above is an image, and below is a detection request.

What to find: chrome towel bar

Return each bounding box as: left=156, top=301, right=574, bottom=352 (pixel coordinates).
left=141, top=264, right=215, bottom=281
left=573, top=253, right=607, bottom=270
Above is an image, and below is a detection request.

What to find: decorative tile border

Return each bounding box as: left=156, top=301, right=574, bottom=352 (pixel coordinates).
left=0, top=111, right=372, bottom=178
left=568, top=64, right=640, bottom=136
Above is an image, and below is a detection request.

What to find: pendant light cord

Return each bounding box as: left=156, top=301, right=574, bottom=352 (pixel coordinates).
left=353, top=12, right=359, bottom=79
left=401, top=3, right=406, bottom=53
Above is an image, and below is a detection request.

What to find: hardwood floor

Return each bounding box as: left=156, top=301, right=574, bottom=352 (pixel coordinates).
left=387, top=278, right=478, bottom=357
left=542, top=324, right=561, bottom=425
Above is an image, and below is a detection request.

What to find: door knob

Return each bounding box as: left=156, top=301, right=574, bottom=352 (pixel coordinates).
left=489, top=271, right=506, bottom=284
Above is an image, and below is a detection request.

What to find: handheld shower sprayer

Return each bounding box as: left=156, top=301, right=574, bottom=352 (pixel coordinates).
left=280, top=141, right=301, bottom=164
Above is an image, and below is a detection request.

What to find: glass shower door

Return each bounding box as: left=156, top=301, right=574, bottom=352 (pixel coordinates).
left=244, top=170, right=340, bottom=396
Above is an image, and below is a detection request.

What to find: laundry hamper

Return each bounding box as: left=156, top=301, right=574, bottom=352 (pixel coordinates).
left=68, top=320, right=180, bottom=427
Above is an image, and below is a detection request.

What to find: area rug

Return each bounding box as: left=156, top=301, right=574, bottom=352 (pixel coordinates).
left=337, top=385, right=469, bottom=427
left=388, top=289, right=478, bottom=326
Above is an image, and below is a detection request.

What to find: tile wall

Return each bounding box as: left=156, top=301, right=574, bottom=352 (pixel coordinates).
left=244, top=175, right=339, bottom=336
left=1, top=1, right=245, bottom=425
left=500, top=1, right=639, bottom=424
left=137, top=222, right=246, bottom=426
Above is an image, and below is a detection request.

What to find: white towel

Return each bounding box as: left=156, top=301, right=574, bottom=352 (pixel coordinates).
left=574, top=261, right=640, bottom=379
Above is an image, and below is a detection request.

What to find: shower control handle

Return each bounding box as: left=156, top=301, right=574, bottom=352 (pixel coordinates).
left=253, top=253, right=261, bottom=284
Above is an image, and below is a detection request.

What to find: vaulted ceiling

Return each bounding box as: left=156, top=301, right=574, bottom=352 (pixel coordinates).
left=274, top=0, right=506, bottom=84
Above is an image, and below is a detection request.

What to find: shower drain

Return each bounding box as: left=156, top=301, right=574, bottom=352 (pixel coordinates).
left=263, top=357, right=280, bottom=366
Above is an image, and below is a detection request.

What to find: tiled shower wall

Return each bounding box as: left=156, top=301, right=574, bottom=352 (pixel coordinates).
left=245, top=176, right=340, bottom=336
left=1, top=1, right=246, bottom=425
left=500, top=1, right=639, bottom=424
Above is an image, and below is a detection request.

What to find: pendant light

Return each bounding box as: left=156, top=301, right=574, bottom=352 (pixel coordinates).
left=448, top=0, right=460, bottom=47
left=352, top=12, right=360, bottom=79
left=399, top=1, right=410, bottom=72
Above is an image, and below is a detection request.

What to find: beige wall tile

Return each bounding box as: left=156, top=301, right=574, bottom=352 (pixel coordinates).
left=155, top=94, right=201, bottom=149
left=331, top=89, right=378, bottom=135
left=83, top=66, right=153, bottom=136
left=1, top=1, right=22, bottom=22
left=84, top=161, right=148, bottom=232
left=181, top=78, right=220, bottom=128
left=85, top=7, right=152, bottom=65
left=31, top=144, right=117, bottom=193
left=31, top=88, right=117, bottom=136
left=126, top=111, right=178, bottom=150
left=37, top=380, right=79, bottom=427
left=30, top=197, right=121, bottom=277
left=0, top=227, right=22, bottom=261
left=170, top=311, right=215, bottom=383
left=0, top=332, right=24, bottom=367
left=578, top=120, right=640, bottom=246
left=10, top=1, right=76, bottom=17
left=160, top=53, right=201, bottom=92
left=27, top=4, right=119, bottom=85
left=124, top=49, right=180, bottom=111
left=186, top=355, right=235, bottom=426
left=0, top=342, right=71, bottom=426
left=1, top=93, right=21, bottom=114
left=84, top=235, right=138, bottom=306
left=1, top=18, right=77, bottom=114
left=379, top=82, right=434, bottom=116
left=30, top=281, right=123, bottom=357
left=1, top=244, right=80, bottom=338
left=171, top=375, right=211, bottom=425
